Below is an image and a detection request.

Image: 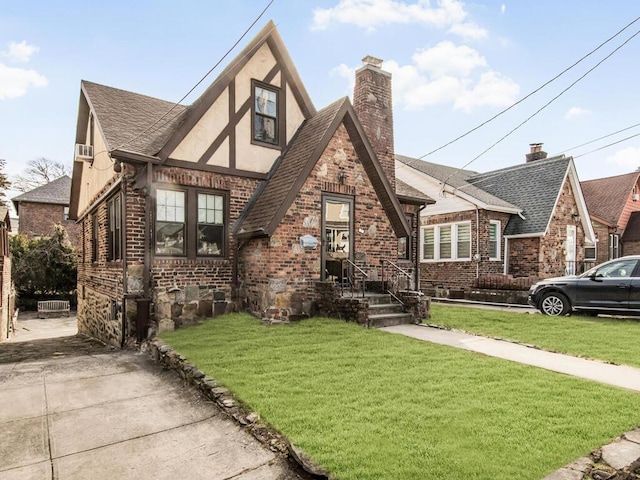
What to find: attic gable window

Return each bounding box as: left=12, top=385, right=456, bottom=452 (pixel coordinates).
left=253, top=83, right=279, bottom=146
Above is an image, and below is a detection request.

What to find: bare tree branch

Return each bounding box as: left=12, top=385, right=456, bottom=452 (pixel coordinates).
left=12, top=157, right=71, bottom=192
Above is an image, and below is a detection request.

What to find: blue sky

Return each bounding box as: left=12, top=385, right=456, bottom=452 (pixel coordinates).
left=1, top=0, right=639, bottom=187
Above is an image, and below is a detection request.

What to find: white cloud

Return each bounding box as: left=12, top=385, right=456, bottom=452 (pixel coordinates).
left=0, top=63, right=47, bottom=100
left=447, top=21, right=488, bottom=40
left=606, top=147, right=640, bottom=171
left=564, top=107, right=592, bottom=119
left=312, top=0, right=484, bottom=39
left=3, top=40, right=39, bottom=63
left=379, top=42, right=519, bottom=113
left=501, top=4, right=506, bottom=14
left=412, top=41, right=486, bottom=77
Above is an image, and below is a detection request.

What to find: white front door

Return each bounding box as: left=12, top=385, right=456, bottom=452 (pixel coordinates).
left=565, top=225, right=576, bottom=275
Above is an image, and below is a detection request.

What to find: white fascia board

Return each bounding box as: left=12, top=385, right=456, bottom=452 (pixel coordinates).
left=504, top=232, right=545, bottom=239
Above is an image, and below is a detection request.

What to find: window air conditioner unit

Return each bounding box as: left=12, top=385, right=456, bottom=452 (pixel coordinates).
left=75, top=144, right=94, bottom=161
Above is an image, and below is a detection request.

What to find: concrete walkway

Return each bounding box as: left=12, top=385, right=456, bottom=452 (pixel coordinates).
left=381, top=324, right=640, bottom=392
left=0, top=317, right=303, bottom=480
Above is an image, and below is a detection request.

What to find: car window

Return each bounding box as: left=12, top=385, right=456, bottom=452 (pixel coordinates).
left=594, top=259, right=638, bottom=278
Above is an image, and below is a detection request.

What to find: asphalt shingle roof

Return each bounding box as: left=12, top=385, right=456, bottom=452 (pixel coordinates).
left=12, top=175, right=72, bottom=206
left=469, top=155, right=571, bottom=235
left=82, top=81, right=188, bottom=156
left=581, top=171, right=640, bottom=226
left=397, top=154, right=573, bottom=236
left=396, top=179, right=435, bottom=204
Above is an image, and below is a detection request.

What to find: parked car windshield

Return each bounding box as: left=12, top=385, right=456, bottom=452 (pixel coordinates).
left=580, top=259, right=638, bottom=279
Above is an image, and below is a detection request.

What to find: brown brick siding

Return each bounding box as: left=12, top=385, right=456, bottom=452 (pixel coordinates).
left=18, top=202, right=81, bottom=247
left=239, top=123, right=398, bottom=317
left=419, top=209, right=510, bottom=289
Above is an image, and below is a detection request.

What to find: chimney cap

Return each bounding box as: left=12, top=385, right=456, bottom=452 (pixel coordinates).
left=362, top=55, right=383, bottom=68
left=529, top=143, right=543, bottom=153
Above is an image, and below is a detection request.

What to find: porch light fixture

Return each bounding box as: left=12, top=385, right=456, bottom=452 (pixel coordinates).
left=571, top=213, right=580, bottom=222
left=337, top=171, right=347, bottom=185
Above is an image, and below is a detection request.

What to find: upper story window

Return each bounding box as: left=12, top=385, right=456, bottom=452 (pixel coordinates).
left=155, top=187, right=228, bottom=258
left=489, top=220, right=501, bottom=260
left=253, top=83, right=278, bottom=146
left=421, top=222, right=472, bottom=262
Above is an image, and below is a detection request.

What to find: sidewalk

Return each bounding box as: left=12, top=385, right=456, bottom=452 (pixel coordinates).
left=381, top=324, right=640, bottom=392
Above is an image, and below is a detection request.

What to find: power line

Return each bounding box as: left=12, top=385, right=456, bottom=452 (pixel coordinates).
left=112, top=0, right=275, bottom=153
left=440, top=26, right=640, bottom=188
left=419, top=14, right=640, bottom=160
left=574, top=132, right=640, bottom=158
left=555, top=122, right=640, bottom=155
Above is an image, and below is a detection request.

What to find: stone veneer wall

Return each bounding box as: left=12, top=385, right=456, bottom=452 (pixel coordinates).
left=77, top=287, right=121, bottom=346
left=239, top=123, right=398, bottom=320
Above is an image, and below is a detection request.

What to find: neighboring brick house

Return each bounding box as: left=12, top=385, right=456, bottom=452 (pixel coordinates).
left=0, top=207, right=14, bottom=342
left=68, top=22, right=431, bottom=347
left=580, top=171, right=640, bottom=264
left=11, top=176, right=80, bottom=247
left=397, top=144, right=595, bottom=290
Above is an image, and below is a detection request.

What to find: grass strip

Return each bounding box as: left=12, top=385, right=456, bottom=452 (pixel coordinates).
left=430, top=304, right=640, bottom=368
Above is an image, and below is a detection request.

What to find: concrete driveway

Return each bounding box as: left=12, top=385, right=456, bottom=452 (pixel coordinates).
left=0, top=316, right=303, bottom=479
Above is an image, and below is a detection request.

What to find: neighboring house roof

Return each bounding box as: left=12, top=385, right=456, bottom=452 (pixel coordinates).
left=12, top=175, right=72, bottom=214
left=235, top=98, right=410, bottom=238
left=396, top=155, right=517, bottom=211
left=396, top=179, right=435, bottom=205
left=469, top=156, right=571, bottom=236
left=581, top=171, right=640, bottom=227
left=622, top=211, right=640, bottom=242
left=398, top=154, right=593, bottom=239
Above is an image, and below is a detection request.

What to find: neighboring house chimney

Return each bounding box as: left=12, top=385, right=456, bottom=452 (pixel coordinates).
left=526, top=143, right=548, bottom=163
left=354, top=55, right=395, bottom=190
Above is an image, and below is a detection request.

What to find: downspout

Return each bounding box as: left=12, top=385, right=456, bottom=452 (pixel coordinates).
left=143, top=163, right=152, bottom=300
left=120, top=187, right=127, bottom=348
left=503, top=237, right=509, bottom=275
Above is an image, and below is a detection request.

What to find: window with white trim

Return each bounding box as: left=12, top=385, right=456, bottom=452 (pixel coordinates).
left=488, top=220, right=501, bottom=260
left=584, top=245, right=596, bottom=261
left=421, top=222, right=472, bottom=261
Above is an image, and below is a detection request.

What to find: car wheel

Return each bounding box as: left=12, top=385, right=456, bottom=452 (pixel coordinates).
left=540, top=292, right=570, bottom=316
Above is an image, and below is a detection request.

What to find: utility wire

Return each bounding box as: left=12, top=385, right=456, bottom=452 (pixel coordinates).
left=574, top=132, right=640, bottom=158
left=555, top=121, right=640, bottom=156
left=112, top=0, right=275, bottom=153
left=440, top=27, right=640, bottom=189
left=419, top=14, right=640, bottom=159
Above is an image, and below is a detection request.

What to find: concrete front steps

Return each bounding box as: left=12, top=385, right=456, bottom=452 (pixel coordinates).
left=344, top=292, right=415, bottom=327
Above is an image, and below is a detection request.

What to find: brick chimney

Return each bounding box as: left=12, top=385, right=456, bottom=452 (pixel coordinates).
left=526, top=143, right=547, bottom=163
left=353, top=55, right=395, bottom=190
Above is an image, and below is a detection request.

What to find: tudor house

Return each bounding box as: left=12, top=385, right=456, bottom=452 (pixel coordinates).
left=69, top=22, right=431, bottom=346
left=581, top=171, right=640, bottom=264
left=397, top=144, right=595, bottom=290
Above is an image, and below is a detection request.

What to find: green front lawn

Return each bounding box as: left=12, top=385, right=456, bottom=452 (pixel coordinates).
left=161, top=314, right=640, bottom=480
left=430, top=304, right=640, bottom=368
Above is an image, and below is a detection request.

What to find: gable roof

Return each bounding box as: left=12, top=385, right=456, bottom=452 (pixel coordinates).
left=12, top=176, right=71, bottom=212
left=397, top=154, right=591, bottom=238
left=581, top=171, right=640, bottom=226
left=79, top=81, right=187, bottom=157
left=396, top=155, right=518, bottom=211
left=235, top=97, right=410, bottom=238
left=468, top=156, right=571, bottom=236
left=396, top=179, right=435, bottom=205
left=158, top=20, right=315, bottom=161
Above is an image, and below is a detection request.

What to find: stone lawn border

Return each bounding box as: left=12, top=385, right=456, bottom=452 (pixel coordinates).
left=144, top=339, right=328, bottom=479
left=144, top=338, right=640, bottom=480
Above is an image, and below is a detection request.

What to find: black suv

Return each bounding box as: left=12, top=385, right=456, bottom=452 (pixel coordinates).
left=528, top=256, right=640, bottom=316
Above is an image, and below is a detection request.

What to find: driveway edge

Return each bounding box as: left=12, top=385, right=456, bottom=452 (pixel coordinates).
left=143, top=339, right=328, bottom=479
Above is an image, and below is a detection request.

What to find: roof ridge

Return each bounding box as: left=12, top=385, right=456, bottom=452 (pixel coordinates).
left=581, top=170, right=640, bottom=185
left=82, top=80, right=184, bottom=107
left=470, top=154, right=568, bottom=180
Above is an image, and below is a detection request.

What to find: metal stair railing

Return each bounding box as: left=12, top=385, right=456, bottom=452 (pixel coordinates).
left=341, top=258, right=369, bottom=297
left=381, top=259, right=414, bottom=303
